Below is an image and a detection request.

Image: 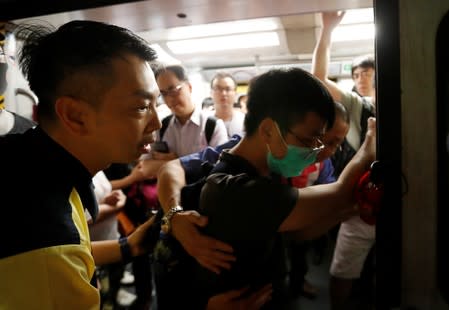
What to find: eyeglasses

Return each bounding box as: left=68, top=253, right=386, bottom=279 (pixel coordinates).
left=160, top=83, right=184, bottom=98
left=212, top=86, right=235, bottom=93
left=287, top=129, right=325, bottom=158
left=352, top=70, right=373, bottom=80
left=326, top=142, right=343, bottom=153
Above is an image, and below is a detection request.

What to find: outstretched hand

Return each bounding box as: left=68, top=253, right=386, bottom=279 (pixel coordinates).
left=321, top=11, right=346, bottom=31
left=171, top=210, right=236, bottom=274
left=362, top=117, right=377, bottom=165
left=127, top=215, right=156, bottom=257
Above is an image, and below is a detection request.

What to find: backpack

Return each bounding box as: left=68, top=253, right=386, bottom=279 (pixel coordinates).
left=159, top=114, right=217, bottom=145
left=331, top=97, right=375, bottom=177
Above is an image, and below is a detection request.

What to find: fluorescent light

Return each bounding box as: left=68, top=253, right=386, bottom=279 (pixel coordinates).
left=163, top=18, right=279, bottom=41
left=340, top=8, right=374, bottom=24
left=167, top=32, right=280, bottom=55
left=331, top=24, right=375, bottom=42
left=149, top=44, right=181, bottom=65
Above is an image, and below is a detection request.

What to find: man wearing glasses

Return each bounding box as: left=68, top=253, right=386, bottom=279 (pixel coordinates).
left=152, top=64, right=228, bottom=159
left=210, top=72, right=245, bottom=138
left=312, top=11, right=377, bottom=310
left=185, top=68, right=376, bottom=309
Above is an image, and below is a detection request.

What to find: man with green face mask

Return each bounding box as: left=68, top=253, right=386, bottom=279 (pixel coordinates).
left=176, top=67, right=377, bottom=309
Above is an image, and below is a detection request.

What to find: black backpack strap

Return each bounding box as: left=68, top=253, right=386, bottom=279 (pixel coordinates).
left=159, top=114, right=174, bottom=141
left=204, top=116, right=217, bottom=145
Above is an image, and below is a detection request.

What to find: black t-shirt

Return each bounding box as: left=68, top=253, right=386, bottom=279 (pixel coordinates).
left=194, top=151, right=298, bottom=301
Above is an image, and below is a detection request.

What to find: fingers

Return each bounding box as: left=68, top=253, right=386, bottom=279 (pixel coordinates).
left=197, top=257, right=221, bottom=274
left=197, top=250, right=235, bottom=272
left=367, top=117, right=376, bottom=135
left=205, top=237, right=234, bottom=254
left=192, top=237, right=235, bottom=273
left=247, top=284, right=273, bottom=309
left=186, top=211, right=209, bottom=227
left=221, top=286, right=250, bottom=299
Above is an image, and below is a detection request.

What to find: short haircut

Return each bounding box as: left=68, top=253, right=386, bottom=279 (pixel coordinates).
left=210, top=72, right=237, bottom=89
left=351, top=55, right=375, bottom=76
left=244, top=68, right=335, bottom=136
left=234, top=94, right=247, bottom=108
left=202, top=97, right=214, bottom=109
left=16, top=20, right=157, bottom=123
left=153, top=64, right=189, bottom=82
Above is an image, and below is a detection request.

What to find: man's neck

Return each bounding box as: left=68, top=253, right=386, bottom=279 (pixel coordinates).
left=0, top=109, right=15, bottom=135
left=231, top=136, right=271, bottom=176
left=175, top=108, right=195, bottom=125
left=215, top=107, right=233, bottom=122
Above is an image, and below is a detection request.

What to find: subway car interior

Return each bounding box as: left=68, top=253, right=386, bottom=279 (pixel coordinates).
left=1, top=0, right=449, bottom=309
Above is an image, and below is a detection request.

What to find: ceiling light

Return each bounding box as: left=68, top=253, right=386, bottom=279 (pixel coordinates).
left=340, top=8, right=374, bottom=24
left=167, top=32, right=280, bottom=55
left=331, top=24, right=375, bottom=42
left=149, top=44, right=181, bottom=65
left=149, top=18, right=280, bottom=41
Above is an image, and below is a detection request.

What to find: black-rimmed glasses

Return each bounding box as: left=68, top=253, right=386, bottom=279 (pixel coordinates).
left=287, top=129, right=325, bottom=158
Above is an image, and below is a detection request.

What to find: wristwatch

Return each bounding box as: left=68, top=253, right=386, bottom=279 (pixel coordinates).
left=161, top=206, right=184, bottom=234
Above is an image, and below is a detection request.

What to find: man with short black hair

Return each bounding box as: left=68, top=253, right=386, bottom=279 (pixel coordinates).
left=191, top=67, right=376, bottom=309
left=312, top=11, right=377, bottom=310
left=0, top=20, right=160, bottom=309
left=210, top=72, right=245, bottom=137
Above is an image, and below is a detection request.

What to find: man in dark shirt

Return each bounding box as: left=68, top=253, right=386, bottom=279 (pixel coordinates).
left=0, top=20, right=160, bottom=309
left=194, top=68, right=376, bottom=308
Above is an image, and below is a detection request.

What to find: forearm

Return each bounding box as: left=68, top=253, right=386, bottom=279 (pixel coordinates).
left=91, top=240, right=121, bottom=265
left=94, top=204, right=119, bottom=222
left=311, top=26, right=343, bottom=102
left=139, top=159, right=167, bottom=178
left=110, top=175, right=136, bottom=190
left=157, top=159, right=186, bottom=213
left=312, top=27, right=332, bottom=81
left=280, top=120, right=375, bottom=232
left=280, top=184, right=349, bottom=232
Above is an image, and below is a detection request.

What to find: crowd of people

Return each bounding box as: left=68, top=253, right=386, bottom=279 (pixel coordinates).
left=0, top=10, right=378, bottom=310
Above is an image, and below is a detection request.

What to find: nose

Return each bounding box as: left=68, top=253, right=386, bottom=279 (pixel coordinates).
left=144, top=109, right=161, bottom=137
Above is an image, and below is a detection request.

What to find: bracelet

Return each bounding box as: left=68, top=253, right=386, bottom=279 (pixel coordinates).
left=119, top=237, right=133, bottom=264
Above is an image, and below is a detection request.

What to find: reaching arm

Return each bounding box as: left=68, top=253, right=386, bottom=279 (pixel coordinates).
left=94, top=190, right=126, bottom=222
left=279, top=117, right=376, bottom=232
left=109, top=167, right=144, bottom=190
left=311, top=11, right=346, bottom=102
left=157, top=159, right=236, bottom=274
left=157, top=159, right=185, bottom=212
left=91, top=215, right=156, bottom=265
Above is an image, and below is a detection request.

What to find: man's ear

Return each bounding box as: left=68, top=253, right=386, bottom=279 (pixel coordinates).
left=186, top=81, right=193, bottom=93
left=259, top=118, right=275, bottom=143
left=54, top=96, right=90, bottom=135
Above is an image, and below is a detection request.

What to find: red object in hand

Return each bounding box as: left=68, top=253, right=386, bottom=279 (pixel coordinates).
left=355, top=168, right=384, bottom=225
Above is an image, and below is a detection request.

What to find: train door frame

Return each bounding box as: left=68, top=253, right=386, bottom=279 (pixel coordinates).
left=373, top=0, right=402, bottom=308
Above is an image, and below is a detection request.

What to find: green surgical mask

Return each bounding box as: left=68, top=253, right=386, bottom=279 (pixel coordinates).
left=266, top=122, right=323, bottom=178
left=267, top=144, right=318, bottom=178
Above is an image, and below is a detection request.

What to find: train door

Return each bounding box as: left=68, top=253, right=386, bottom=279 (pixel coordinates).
left=378, top=0, right=449, bottom=308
